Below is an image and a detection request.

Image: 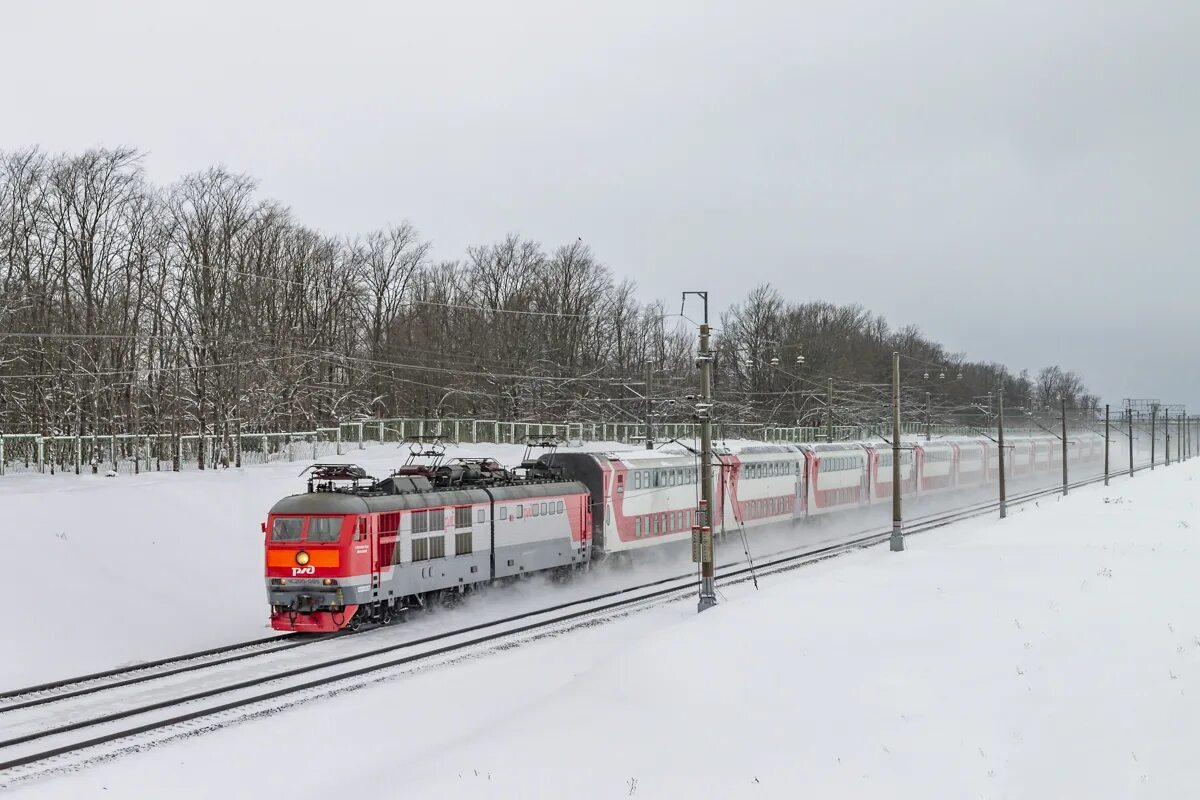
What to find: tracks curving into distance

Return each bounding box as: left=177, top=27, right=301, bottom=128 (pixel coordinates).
left=0, top=469, right=1136, bottom=782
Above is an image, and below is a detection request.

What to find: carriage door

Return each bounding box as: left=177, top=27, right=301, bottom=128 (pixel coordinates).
left=792, top=460, right=805, bottom=520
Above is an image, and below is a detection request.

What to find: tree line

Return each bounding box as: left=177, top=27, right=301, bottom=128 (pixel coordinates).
left=0, top=147, right=1097, bottom=440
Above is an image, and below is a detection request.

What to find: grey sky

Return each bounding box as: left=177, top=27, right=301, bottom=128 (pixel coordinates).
left=5, top=1, right=1197, bottom=407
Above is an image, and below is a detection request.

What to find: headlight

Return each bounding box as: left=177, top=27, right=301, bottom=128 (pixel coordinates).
left=295, top=550, right=310, bottom=566
left=322, top=578, right=337, bottom=586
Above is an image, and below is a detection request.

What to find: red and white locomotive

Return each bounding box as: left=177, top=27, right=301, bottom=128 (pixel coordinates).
left=264, top=434, right=1104, bottom=632
left=265, top=454, right=590, bottom=632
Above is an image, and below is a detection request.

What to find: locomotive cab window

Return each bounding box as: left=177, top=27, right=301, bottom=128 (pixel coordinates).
left=270, top=517, right=303, bottom=541
left=307, top=517, right=342, bottom=543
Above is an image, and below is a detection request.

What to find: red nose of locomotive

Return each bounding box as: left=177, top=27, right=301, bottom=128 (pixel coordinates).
left=265, top=515, right=358, bottom=633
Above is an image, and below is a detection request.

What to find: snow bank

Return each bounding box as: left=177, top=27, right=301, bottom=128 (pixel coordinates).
left=11, top=457, right=1200, bottom=798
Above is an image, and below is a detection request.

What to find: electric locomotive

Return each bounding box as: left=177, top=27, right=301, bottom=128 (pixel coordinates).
left=264, top=452, right=591, bottom=632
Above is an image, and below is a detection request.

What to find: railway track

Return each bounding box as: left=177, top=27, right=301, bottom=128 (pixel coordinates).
left=0, top=632, right=336, bottom=714
left=0, top=468, right=1135, bottom=784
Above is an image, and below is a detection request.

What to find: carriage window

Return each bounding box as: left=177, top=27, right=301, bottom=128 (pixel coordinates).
left=455, top=531, right=472, bottom=556
left=429, top=536, right=445, bottom=559
left=411, top=538, right=429, bottom=561
left=557, top=501, right=564, bottom=513
left=455, top=506, right=472, bottom=529
left=477, top=508, right=486, bottom=523
left=517, top=505, right=524, bottom=519
left=307, top=517, right=343, bottom=542
left=541, top=502, right=549, bottom=515
left=499, top=506, right=508, bottom=520
left=636, top=517, right=643, bottom=537
left=532, top=504, right=540, bottom=517
left=270, top=517, right=303, bottom=541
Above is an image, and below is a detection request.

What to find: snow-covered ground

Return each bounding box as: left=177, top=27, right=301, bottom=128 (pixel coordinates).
left=6, top=450, right=1198, bottom=797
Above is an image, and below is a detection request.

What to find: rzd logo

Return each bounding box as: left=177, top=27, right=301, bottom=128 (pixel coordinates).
left=291, top=566, right=316, bottom=577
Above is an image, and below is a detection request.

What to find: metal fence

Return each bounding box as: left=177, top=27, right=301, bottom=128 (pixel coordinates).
left=0, top=417, right=991, bottom=477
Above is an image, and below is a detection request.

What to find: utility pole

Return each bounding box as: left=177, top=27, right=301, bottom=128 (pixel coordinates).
left=1061, top=396, right=1068, bottom=496
left=644, top=359, right=654, bottom=450
left=1103, top=404, right=1110, bottom=486
left=1165, top=409, right=1171, bottom=466
left=925, top=391, right=931, bottom=442
left=686, top=291, right=717, bottom=613
left=1151, top=405, right=1157, bottom=470
left=1128, top=409, right=1135, bottom=477
left=997, top=390, right=1007, bottom=519
left=1177, top=411, right=1183, bottom=462
left=826, top=377, right=834, bottom=442
left=890, top=351, right=904, bottom=552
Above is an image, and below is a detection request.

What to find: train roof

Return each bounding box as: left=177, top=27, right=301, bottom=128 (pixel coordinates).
left=270, top=480, right=589, bottom=516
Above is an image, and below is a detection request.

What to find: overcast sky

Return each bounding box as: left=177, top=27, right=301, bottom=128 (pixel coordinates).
left=4, top=1, right=1197, bottom=407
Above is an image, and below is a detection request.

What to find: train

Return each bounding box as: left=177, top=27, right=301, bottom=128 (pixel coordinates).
left=263, top=434, right=1104, bottom=632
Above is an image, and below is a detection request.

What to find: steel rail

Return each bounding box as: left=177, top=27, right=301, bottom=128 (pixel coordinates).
left=0, top=633, right=304, bottom=701
left=0, top=634, right=336, bottom=714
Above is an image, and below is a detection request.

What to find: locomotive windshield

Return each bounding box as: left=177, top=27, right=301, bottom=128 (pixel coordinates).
left=307, top=517, right=343, bottom=542
left=270, top=517, right=303, bottom=541
left=269, top=515, right=345, bottom=542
